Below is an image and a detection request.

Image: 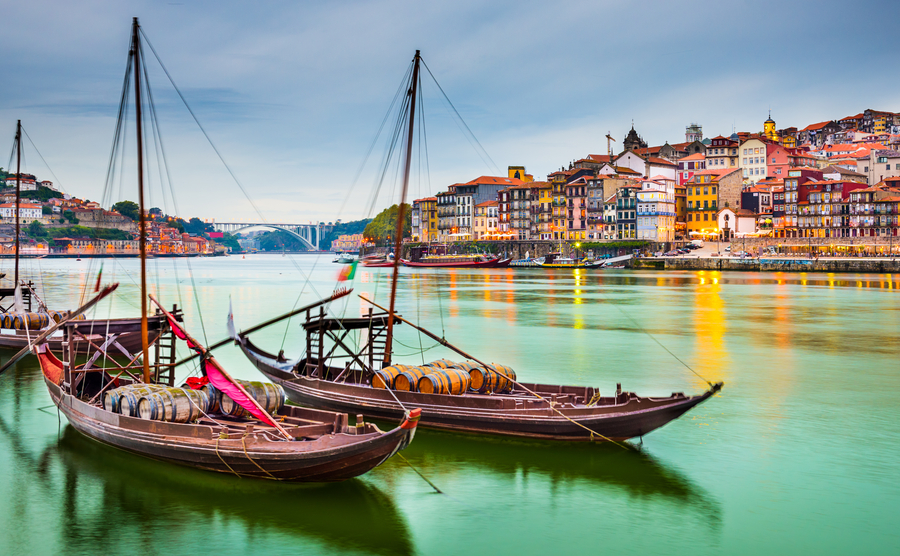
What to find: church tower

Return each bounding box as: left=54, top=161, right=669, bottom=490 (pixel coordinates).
left=764, top=112, right=779, bottom=142
left=623, top=124, right=648, bottom=151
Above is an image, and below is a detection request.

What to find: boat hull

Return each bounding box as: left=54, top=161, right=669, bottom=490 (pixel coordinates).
left=43, top=377, right=415, bottom=482
left=241, top=341, right=720, bottom=442
left=401, top=257, right=505, bottom=268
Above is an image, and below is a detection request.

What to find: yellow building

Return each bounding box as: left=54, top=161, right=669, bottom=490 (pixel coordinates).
left=533, top=181, right=553, bottom=238
left=413, top=197, right=438, bottom=242
left=686, top=171, right=720, bottom=235
left=508, top=165, right=534, bottom=183
left=473, top=200, right=499, bottom=239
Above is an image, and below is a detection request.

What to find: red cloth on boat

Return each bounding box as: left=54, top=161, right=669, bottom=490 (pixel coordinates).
left=203, top=359, right=282, bottom=430
left=184, top=376, right=209, bottom=390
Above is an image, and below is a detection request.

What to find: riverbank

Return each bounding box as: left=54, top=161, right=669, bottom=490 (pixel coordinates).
left=634, top=256, right=900, bottom=273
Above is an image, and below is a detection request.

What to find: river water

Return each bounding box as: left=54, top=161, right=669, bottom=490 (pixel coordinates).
left=1, top=254, right=898, bottom=556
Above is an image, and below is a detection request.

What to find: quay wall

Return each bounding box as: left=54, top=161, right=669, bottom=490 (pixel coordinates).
left=634, top=257, right=900, bottom=273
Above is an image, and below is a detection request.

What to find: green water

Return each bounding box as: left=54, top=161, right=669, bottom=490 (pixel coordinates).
left=1, top=255, right=898, bottom=555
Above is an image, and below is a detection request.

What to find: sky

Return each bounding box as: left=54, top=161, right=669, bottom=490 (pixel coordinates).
left=1, top=0, right=898, bottom=223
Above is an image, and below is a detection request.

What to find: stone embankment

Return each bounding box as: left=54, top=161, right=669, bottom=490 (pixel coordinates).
left=634, top=257, right=900, bottom=273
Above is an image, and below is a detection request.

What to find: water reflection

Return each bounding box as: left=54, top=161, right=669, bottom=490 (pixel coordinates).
left=0, top=365, right=414, bottom=556
left=401, top=429, right=721, bottom=530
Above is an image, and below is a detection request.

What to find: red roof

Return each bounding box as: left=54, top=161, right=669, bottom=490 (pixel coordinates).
left=647, top=157, right=676, bottom=167
left=587, top=154, right=613, bottom=163
left=680, top=153, right=706, bottom=161
left=801, top=121, right=833, bottom=132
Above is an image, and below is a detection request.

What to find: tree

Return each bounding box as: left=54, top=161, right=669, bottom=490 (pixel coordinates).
left=42, top=206, right=52, bottom=215
left=169, top=219, right=185, bottom=233
left=62, top=210, right=78, bottom=224
left=363, top=204, right=411, bottom=245
left=220, top=232, right=242, bottom=253
left=149, top=207, right=163, bottom=217
left=112, top=200, right=140, bottom=221
left=28, top=220, right=47, bottom=238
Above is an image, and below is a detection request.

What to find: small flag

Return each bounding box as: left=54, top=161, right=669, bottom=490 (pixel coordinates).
left=337, top=260, right=358, bottom=282
left=94, top=263, right=104, bottom=292
left=226, top=297, right=237, bottom=340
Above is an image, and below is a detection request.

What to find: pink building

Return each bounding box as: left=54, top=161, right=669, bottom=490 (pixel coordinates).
left=677, top=153, right=706, bottom=185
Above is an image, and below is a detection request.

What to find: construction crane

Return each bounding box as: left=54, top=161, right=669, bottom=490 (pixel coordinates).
left=605, top=132, right=616, bottom=159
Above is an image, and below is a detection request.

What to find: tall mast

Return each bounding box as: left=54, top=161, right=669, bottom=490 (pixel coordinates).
left=383, top=50, right=420, bottom=367
left=132, top=17, right=150, bottom=382
left=14, top=120, right=21, bottom=287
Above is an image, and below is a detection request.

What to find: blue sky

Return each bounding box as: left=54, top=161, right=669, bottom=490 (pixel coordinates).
left=1, top=0, right=898, bottom=222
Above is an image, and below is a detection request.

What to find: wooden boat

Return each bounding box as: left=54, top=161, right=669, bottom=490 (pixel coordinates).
left=401, top=256, right=508, bottom=268
left=237, top=302, right=721, bottom=441
left=539, top=252, right=587, bottom=268
left=237, top=50, right=723, bottom=443
left=21, top=18, right=419, bottom=482
left=36, top=308, right=419, bottom=481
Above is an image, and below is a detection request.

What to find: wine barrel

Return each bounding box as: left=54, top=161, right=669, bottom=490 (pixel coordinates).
left=220, top=380, right=285, bottom=418
left=113, top=384, right=169, bottom=416
left=47, top=310, right=65, bottom=323
left=425, top=359, right=457, bottom=369
left=491, top=364, right=517, bottom=394
left=450, top=361, right=478, bottom=373
left=200, top=383, right=222, bottom=413
left=138, top=387, right=210, bottom=423
left=418, top=368, right=471, bottom=395
left=11, top=312, right=50, bottom=330
left=393, top=366, right=433, bottom=392
left=371, top=364, right=411, bottom=389
left=0, top=314, right=11, bottom=329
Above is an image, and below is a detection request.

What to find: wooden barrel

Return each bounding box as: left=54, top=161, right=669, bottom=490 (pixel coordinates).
left=220, top=380, right=285, bottom=418
left=418, top=368, right=471, bottom=395
left=450, top=361, right=478, bottom=373
left=47, top=310, right=65, bottom=323
left=200, top=383, right=222, bottom=413
left=425, top=359, right=457, bottom=369
left=113, top=384, right=169, bottom=416
left=12, top=312, right=49, bottom=330
left=371, top=364, right=411, bottom=389
left=491, top=364, right=517, bottom=394
left=393, top=366, right=433, bottom=392
left=138, top=387, right=210, bottom=423
left=0, top=314, right=11, bottom=329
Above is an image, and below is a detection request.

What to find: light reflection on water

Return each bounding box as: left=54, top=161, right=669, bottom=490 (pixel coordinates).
left=0, top=255, right=898, bottom=555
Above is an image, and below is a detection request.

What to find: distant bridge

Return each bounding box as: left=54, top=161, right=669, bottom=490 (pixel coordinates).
left=211, top=222, right=325, bottom=251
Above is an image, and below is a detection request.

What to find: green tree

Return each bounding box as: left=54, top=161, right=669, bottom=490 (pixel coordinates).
left=220, top=232, right=242, bottom=253
left=112, top=200, right=140, bottom=221
left=363, top=204, right=410, bottom=245
left=28, top=220, right=47, bottom=238
left=62, top=210, right=79, bottom=224
left=42, top=206, right=52, bottom=215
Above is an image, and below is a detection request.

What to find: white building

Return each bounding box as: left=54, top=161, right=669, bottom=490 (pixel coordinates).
left=602, top=193, right=617, bottom=239
left=635, top=180, right=676, bottom=242
left=716, top=207, right=757, bottom=238
left=858, top=149, right=900, bottom=185
left=0, top=202, right=42, bottom=220
left=4, top=177, right=37, bottom=191
left=740, top=137, right=768, bottom=183
left=613, top=150, right=677, bottom=181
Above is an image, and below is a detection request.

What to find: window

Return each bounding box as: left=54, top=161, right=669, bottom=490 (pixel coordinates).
left=772, top=157, right=776, bottom=163
left=712, top=187, right=717, bottom=194
left=704, top=187, right=709, bottom=194
left=704, top=213, right=709, bottom=221
left=703, top=200, right=709, bottom=209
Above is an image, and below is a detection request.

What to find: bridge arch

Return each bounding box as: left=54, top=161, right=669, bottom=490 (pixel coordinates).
left=216, top=224, right=319, bottom=250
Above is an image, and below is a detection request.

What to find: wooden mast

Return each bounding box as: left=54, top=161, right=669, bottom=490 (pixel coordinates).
left=14, top=120, right=21, bottom=287
left=132, top=17, right=150, bottom=383
left=383, top=50, right=420, bottom=367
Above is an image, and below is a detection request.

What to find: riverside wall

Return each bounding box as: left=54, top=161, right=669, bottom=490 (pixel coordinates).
left=634, top=257, right=900, bottom=273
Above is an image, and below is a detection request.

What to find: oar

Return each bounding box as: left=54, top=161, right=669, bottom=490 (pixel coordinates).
left=0, top=284, right=120, bottom=375
left=170, top=287, right=353, bottom=369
